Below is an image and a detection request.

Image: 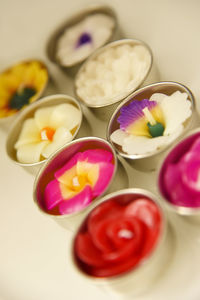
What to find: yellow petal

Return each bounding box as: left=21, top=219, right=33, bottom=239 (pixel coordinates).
left=57, top=165, right=77, bottom=186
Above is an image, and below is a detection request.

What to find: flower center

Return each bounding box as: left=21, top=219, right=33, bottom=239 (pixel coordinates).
left=40, top=127, right=55, bottom=141
left=142, top=107, right=165, bottom=138
left=76, top=32, right=92, bottom=48
left=71, top=175, right=88, bottom=192
left=9, top=85, right=36, bottom=110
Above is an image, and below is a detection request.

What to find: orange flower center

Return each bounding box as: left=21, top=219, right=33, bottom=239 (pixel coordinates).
left=40, top=127, right=55, bottom=141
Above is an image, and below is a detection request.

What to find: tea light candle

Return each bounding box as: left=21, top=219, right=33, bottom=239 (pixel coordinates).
left=73, top=194, right=162, bottom=277
left=43, top=149, right=114, bottom=215
left=56, top=13, right=115, bottom=67
left=14, top=103, right=81, bottom=164
left=159, top=130, right=200, bottom=208
left=110, top=91, right=192, bottom=156
left=0, top=60, right=48, bottom=119
left=75, top=41, right=151, bottom=106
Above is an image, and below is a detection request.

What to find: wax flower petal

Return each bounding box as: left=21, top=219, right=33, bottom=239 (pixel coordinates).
left=44, top=179, right=64, bottom=210
left=16, top=141, right=49, bottom=164
left=14, top=118, right=40, bottom=148
left=49, top=103, right=81, bottom=131
left=58, top=185, right=92, bottom=215
left=14, top=103, right=81, bottom=163
left=111, top=91, right=192, bottom=156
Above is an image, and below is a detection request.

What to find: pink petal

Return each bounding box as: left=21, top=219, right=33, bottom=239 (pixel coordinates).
left=44, top=179, right=63, bottom=210
left=55, top=152, right=83, bottom=179
left=58, top=185, right=93, bottom=215
left=81, top=149, right=113, bottom=163
left=92, top=162, right=114, bottom=197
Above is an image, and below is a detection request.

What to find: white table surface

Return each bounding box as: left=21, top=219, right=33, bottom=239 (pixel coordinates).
left=1, top=0, right=200, bottom=299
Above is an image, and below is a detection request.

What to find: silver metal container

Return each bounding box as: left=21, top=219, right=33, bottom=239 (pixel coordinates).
left=0, top=59, right=49, bottom=131
left=158, top=127, right=200, bottom=223
left=33, top=137, right=129, bottom=231
left=74, top=38, right=159, bottom=121
left=70, top=188, right=173, bottom=297
left=6, top=94, right=90, bottom=175
left=107, top=81, right=195, bottom=172
left=46, top=5, right=120, bottom=77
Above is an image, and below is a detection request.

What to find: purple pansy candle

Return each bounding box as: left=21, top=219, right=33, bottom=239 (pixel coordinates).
left=159, top=131, right=200, bottom=208
left=110, top=91, right=192, bottom=156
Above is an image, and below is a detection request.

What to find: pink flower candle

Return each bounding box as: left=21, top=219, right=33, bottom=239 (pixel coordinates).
left=159, top=130, right=200, bottom=210
left=44, top=149, right=114, bottom=215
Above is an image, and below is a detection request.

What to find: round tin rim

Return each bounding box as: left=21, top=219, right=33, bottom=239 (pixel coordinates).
left=6, top=93, right=83, bottom=168
left=107, top=80, right=195, bottom=160
left=70, top=187, right=167, bottom=284
left=33, top=136, right=118, bottom=219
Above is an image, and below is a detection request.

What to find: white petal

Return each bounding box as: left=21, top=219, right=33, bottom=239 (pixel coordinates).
left=161, top=91, right=192, bottom=135
left=110, top=129, right=129, bottom=146
left=14, top=118, right=40, bottom=149
left=16, top=141, right=49, bottom=164
left=122, top=135, right=171, bottom=155
left=34, top=106, right=55, bottom=129
left=41, top=127, right=73, bottom=158
left=149, top=93, right=167, bottom=103
left=50, top=103, right=81, bottom=131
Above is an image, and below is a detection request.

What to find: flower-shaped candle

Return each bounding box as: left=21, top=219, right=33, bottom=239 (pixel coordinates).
left=44, top=148, right=114, bottom=215
left=47, top=6, right=117, bottom=68
left=75, top=39, right=152, bottom=108
left=71, top=189, right=169, bottom=296
left=0, top=60, right=48, bottom=120
left=6, top=94, right=82, bottom=174
left=159, top=129, right=200, bottom=213
left=33, top=137, right=127, bottom=230
left=108, top=82, right=194, bottom=170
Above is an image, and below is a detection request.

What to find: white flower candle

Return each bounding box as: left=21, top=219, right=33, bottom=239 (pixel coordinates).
left=107, top=82, right=195, bottom=171
left=75, top=39, right=152, bottom=107
left=6, top=94, right=83, bottom=175
left=56, top=13, right=115, bottom=67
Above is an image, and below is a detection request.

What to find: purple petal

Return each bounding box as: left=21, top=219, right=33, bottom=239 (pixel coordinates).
left=76, top=32, right=92, bottom=48
left=118, top=99, right=157, bottom=131
left=58, top=185, right=92, bottom=215
left=44, top=179, right=63, bottom=210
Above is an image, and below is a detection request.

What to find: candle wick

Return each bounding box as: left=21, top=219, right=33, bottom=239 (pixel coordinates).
left=142, top=107, right=156, bottom=126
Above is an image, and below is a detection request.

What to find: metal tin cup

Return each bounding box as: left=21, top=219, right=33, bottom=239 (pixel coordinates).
left=70, top=188, right=173, bottom=297
left=0, top=59, right=49, bottom=131
left=107, top=81, right=195, bottom=172
left=46, top=5, right=120, bottom=77
left=6, top=94, right=90, bottom=175
left=74, top=38, right=158, bottom=121
left=158, top=127, right=200, bottom=223
left=33, top=137, right=129, bottom=231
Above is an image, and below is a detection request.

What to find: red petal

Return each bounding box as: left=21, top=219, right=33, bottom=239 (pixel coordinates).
left=75, top=232, right=105, bottom=267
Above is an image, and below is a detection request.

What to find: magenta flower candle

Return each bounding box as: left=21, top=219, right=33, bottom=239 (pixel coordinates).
left=44, top=149, right=114, bottom=215
left=33, top=137, right=128, bottom=231
left=159, top=130, right=200, bottom=210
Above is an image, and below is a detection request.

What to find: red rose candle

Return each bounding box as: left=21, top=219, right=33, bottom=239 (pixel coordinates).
left=72, top=189, right=170, bottom=296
